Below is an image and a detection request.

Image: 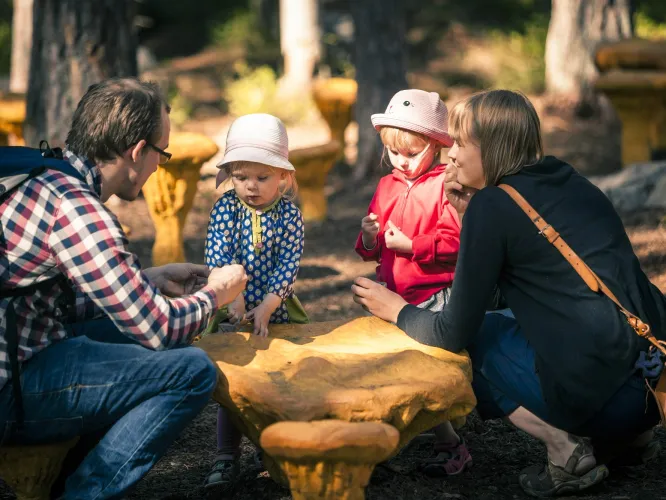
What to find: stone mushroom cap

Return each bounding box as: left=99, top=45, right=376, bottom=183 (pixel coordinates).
left=198, top=316, right=475, bottom=447
left=596, top=38, right=666, bottom=72
left=290, top=139, right=341, bottom=163
left=260, top=420, right=399, bottom=464
left=312, top=78, right=358, bottom=106
left=595, top=70, right=666, bottom=92
left=164, top=131, right=219, bottom=167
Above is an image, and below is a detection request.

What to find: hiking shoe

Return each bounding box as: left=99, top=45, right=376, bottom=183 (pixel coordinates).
left=519, top=440, right=609, bottom=498
left=421, top=437, right=473, bottom=476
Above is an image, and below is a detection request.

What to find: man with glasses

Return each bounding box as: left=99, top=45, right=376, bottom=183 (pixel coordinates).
left=0, top=78, right=247, bottom=499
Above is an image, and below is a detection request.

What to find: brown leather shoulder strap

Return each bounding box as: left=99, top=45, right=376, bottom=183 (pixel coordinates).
left=498, top=183, right=657, bottom=347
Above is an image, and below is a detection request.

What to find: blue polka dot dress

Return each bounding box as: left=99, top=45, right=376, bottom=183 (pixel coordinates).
left=205, top=190, right=304, bottom=323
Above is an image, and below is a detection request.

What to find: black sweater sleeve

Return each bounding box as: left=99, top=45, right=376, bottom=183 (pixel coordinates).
left=397, top=190, right=506, bottom=352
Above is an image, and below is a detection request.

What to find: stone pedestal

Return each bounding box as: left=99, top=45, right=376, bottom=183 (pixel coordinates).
left=0, top=93, right=26, bottom=146
left=291, top=140, right=341, bottom=223
left=141, top=131, right=218, bottom=266
left=0, top=438, right=78, bottom=500
left=595, top=39, right=666, bottom=165
left=312, top=78, right=358, bottom=160
left=261, top=420, right=399, bottom=500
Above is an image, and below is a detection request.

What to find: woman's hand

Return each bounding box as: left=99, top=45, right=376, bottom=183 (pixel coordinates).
left=351, top=277, right=408, bottom=323
left=445, top=164, right=478, bottom=218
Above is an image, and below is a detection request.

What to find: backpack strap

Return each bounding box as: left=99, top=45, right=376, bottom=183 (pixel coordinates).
left=0, top=143, right=83, bottom=430
left=0, top=144, right=86, bottom=205
left=497, top=183, right=661, bottom=352
left=0, top=274, right=73, bottom=430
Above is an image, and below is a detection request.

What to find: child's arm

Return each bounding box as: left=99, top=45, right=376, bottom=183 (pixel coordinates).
left=204, top=195, right=238, bottom=269
left=355, top=191, right=383, bottom=262
left=411, top=201, right=461, bottom=266
left=247, top=204, right=304, bottom=336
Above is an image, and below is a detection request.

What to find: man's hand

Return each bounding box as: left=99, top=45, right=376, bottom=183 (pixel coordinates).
left=384, top=220, right=413, bottom=254
left=208, top=265, right=248, bottom=306
left=246, top=293, right=281, bottom=337
left=145, top=263, right=210, bottom=297
left=227, top=293, right=246, bottom=324
left=361, top=213, right=380, bottom=249
left=444, top=164, right=478, bottom=220
left=351, top=277, right=408, bottom=323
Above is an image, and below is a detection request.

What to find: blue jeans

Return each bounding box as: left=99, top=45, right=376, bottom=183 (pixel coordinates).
left=0, top=317, right=217, bottom=500
left=469, top=312, right=660, bottom=438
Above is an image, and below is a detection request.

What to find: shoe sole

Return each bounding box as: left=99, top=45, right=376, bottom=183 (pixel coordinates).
left=521, top=464, right=609, bottom=498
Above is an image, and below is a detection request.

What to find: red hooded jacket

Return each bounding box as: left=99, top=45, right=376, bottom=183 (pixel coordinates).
left=355, top=164, right=460, bottom=305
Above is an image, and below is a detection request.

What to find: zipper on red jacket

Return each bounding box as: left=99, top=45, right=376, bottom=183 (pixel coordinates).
left=398, top=184, right=412, bottom=228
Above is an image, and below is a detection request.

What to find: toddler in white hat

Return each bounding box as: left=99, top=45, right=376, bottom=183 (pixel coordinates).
left=355, top=89, right=471, bottom=475
left=203, top=113, right=309, bottom=489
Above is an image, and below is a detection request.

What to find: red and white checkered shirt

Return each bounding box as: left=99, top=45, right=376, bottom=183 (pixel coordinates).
left=0, top=150, right=217, bottom=392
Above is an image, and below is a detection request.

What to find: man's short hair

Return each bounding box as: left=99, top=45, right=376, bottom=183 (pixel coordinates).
left=65, top=78, right=171, bottom=162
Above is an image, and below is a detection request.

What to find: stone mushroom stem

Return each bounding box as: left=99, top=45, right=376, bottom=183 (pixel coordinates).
left=141, top=132, right=218, bottom=266
left=0, top=93, right=27, bottom=146
left=260, top=420, right=399, bottom=500
left=0, top=438, right=78, bottom=500
left=291, top=140, right=341, bottom=223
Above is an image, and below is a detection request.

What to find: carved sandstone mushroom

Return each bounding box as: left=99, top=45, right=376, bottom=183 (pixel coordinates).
left=0, top=438, right=78, bottom=500
left=594, top=38, right=666, bottom=165
left=0, top=93, right=26, bottom=146
left=141, top=131, right=218, bottom=266
left=261, top=420, right=399, bottom=500
left=196, top=316, right=476, bottom=486
left=290, top=140, right=341, bottom=223
left=312, top=78, right=358, bottom=160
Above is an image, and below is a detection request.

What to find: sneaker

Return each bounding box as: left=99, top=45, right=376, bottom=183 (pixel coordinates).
left=421, top=437, right=473, bottom=476
left=203, top=456, right=240, bottom=491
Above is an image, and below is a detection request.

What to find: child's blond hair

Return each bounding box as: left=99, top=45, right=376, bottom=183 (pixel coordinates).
left=219, top=160, right=299, bottom=201
left=449, top=89, right=543, bottom=187
left=378, top=127, right=443, bottom=167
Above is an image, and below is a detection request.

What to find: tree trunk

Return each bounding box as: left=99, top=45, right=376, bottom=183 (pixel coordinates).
left=351, top=0, right=408, bottom=180
left=279, top=0, right=320, bottom=94
left=24, top=0, right=138, bottom=147
left=545, top=0, right=632, bottom=109
left=10, top=0, right=33, bottom=94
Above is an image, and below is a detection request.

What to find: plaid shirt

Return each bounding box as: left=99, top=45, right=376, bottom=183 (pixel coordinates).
left=0, top=150, right=217, bottom=393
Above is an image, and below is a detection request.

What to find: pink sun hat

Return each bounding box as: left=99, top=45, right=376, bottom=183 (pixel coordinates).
left=215, top=113, right=295, bottom=187
left=371, top=89, right=453, bottom=147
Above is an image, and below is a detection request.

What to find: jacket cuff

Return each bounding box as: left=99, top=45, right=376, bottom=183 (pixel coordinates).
left=411, top=234, right=435, bottom=264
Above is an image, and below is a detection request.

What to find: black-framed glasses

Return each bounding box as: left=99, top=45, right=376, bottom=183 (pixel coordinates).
left=147, top=143, right=172, bottom=164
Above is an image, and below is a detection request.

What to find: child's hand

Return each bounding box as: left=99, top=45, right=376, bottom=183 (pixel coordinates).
left=227, top=294, right=246, bottom=324
left=361, top=213, right=380, bottom=248
left=246, top=293, right=282, bottom=337
left=384, top=220, right=413, bottom=254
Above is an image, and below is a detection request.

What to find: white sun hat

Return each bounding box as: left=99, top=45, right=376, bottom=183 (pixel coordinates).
left=216, top=113, right=295, bottom=187
left=371, top=89, right=453, bottom=147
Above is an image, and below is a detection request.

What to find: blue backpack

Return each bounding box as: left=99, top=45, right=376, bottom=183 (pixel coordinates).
left=0, top=142, right=85, bottom=428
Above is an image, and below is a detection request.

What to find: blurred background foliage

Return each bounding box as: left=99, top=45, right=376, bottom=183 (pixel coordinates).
left=1, top=0, right=665, bottom=119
